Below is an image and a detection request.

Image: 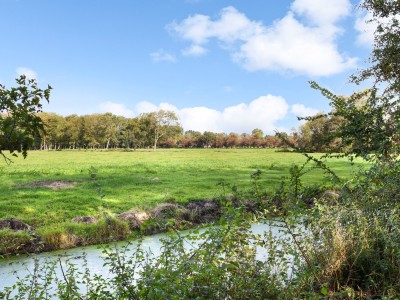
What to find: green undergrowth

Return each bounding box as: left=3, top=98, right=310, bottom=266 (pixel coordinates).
left=0, top=230, right=32, bottom=255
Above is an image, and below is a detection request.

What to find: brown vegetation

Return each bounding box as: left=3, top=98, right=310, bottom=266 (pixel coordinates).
left=15, top=180, right=78, bottom=190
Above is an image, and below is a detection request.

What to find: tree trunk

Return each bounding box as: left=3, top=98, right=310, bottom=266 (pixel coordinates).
left=153, top=130, right=158, bottom=151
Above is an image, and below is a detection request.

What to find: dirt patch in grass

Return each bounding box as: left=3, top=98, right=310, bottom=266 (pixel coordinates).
left=15, top=180, right=78, bottom=190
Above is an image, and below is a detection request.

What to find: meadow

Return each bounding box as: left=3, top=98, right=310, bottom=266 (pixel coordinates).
left=0, top=148, right=365, bottom=229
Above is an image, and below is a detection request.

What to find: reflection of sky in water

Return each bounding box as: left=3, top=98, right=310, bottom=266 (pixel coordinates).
left=0, top=231, right=167, bottom=290
left=0, top=222, right=295, bottom=292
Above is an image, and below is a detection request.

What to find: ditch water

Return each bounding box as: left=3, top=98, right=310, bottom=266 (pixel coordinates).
left=0, top=222, right=288, bottom=292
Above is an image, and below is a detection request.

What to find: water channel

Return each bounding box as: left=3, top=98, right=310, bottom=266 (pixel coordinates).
left=0, top=222, right=288, bottom=292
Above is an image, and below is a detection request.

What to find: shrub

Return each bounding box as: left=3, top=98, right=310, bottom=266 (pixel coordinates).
left=0, top=229, right=32, bottom=255
left=37, top=217, right=130, bottom=251
left=291, top=161, right=400, bottom=298
left=94, top=217, right=130, bottom=243
left=37, top=225, right=79, bottom=251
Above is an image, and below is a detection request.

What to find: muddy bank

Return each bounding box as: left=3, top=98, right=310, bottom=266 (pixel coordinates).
left=0, top=188, right=335, bottom=256
left=0, top=199, right=222, bottom=256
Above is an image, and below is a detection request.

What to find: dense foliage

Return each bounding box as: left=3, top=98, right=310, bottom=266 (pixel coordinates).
left=306, top=83, right=399, bottom=160
left=0, top=76, right=51, bottom=162
left=351, top=0, right=400, bottom=97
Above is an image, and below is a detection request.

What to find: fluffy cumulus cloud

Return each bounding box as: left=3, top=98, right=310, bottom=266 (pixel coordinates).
left=134, top=95, right=290, bottom=134
left=99, top=95, right=321, bottom=133
left=179, top=107, right=221, bottom=132
left=98, top=101, right=135, bottom=118
left=291, top=0, right=351, bottom=27
left=168, top=7, right=263, bottom=54
left=291, top=104, right=320, bottom=118
left=150, top=49, right=176, bottom=63
left=16, top=67, right=37, bottom=80
left=168, top=1, right=356, bottom=76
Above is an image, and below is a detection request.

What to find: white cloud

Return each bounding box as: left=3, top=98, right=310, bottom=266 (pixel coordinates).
left=291, top=104, right=320, bottom=118
left=135, top=95, right=289, bottom=134
left=354, top=10, right=376, bottom=47
left=135, top=101, right=159, bottom=113
left=180, top=107, right=221, bottom=132
left=16, top=67, right=37, bottom=80
left=168, top=2, right=356, bottom=76
left=291, top=0, right=351, bottom=27
left=150, top=49, right=176, bottom=63
left=220, top=95, right=289, bottom=133
left=182, top=44, right=208, bottom=56
left=168, top=7, right=263, bottom=45
left=99, top=101, right=134, bottom=118
left=136, top=101, right=178, bottom=114
left=236, top=13, right=356, bottom=76
left=101, top=96, right=319, bottom=134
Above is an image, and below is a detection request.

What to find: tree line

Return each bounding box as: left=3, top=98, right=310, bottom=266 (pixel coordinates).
left=1, top=106, right=356, bottom=152
left=1, top=78, right=378, bottom=154
left=19, top=111, right=298, bottom=150
left=4, top=100, right=387, bottom=153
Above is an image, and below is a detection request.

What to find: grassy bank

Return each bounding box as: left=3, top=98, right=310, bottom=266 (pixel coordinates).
left=0, top=149, right=366, bottom=254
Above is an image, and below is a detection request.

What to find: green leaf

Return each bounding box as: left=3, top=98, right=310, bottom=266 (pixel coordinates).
left=320, top=286, right=328, bottom=296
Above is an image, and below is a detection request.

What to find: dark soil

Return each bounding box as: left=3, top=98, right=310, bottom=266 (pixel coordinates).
left=14, top=180, right=78, bottom=190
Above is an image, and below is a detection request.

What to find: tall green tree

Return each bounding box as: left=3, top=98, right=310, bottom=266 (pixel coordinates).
left=64, top=114, right=83, bottom=149
left=39, top=112, right=66, bottom=150
left=147, top=110, right=181, bottom=150
left=0, top=76, right=51, bottom=162
left=102, top=113, right=126, bottom=149
left=81, top=114, right=106, bottom=148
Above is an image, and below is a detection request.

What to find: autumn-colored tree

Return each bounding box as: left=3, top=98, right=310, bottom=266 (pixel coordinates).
left=181, top=130, right=203, bottom=148
left=226, top=132, right=240, bottom=148
left=240, top=133, right=252, bottom=148
left=215, top=133, right=227, bottom=148
left=264, top=135, right=281, bottom=148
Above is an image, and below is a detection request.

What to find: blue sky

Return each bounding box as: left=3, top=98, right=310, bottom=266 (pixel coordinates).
left=0, top=0, right=374, bottom=134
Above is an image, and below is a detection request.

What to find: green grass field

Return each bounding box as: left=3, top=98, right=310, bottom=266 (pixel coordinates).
left=0, top=149, right=366, bottom=228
